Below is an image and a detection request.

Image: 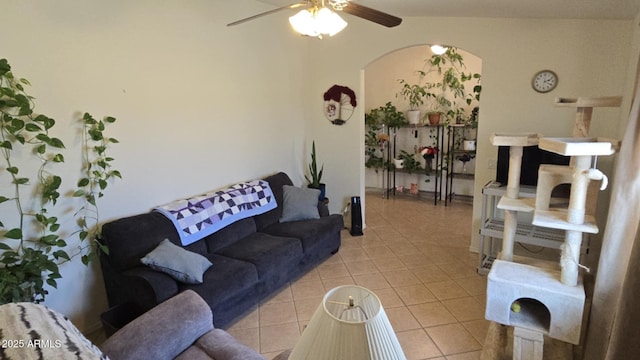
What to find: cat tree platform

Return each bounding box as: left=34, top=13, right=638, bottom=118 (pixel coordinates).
left=490, top=133, right=540, bottom=147
left=554, top=96, right=622, bottom=137
left=532, top=211, right=599, bottom=233
left=538, top=137, right=618, bottom=156
left=554, top=96, right=622, bottom=108
left=486, top=259, right=586, bottom=345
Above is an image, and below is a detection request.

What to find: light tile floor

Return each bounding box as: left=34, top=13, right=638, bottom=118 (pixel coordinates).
left=227, top=193, right=488, bottom=359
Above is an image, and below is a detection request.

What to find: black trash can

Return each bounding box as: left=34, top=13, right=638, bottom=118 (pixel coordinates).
left=100, top=302, right=144, bottom=337
left=350, top=196, right=363, bottom=236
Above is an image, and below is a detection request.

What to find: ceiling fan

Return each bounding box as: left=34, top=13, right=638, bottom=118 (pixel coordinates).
left=227, top=0, right=402, bottom=37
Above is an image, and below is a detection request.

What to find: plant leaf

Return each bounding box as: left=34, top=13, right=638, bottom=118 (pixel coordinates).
left=46, top=278, right=58, bottom=288
left=5, top=228, right=22, bottom=239
left=49, top=137, right=65, bottom=148
left=25, top=123, right=42, bottom=132
left=52, top=250, right=70, bottom=261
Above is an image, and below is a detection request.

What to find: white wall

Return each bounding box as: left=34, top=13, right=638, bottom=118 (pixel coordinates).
left=303, top=16, right=635, bottom=253
left=0, top=0, right=308, bottom=331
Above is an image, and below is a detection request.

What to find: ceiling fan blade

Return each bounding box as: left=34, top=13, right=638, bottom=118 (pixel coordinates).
left=227, top=2, right=308, bottom=27
left=339, top=2, right=402, bottom=28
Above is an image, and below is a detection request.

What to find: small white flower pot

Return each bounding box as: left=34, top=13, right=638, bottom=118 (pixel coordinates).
left=407, top=110, right=421, bottom=124
left=463, top=140, right=476, bottom=151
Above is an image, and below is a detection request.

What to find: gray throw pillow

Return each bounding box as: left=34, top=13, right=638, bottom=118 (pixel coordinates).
left=141, top=239, right=212, bottom=284
left=280, top=185, right=321, bottom=223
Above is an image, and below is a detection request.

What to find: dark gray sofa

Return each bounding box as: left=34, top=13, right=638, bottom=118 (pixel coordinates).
left=100, top=172, right=343, bottom=328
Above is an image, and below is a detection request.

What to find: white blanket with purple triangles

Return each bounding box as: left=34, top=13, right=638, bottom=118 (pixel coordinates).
left=154, top=180, right=277, bottom=246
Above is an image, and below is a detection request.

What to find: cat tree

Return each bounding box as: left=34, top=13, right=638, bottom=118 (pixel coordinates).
left=485, top=96, right=621, bottom=360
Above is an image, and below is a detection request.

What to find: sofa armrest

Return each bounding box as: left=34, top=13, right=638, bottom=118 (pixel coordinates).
left=176, top=329, right=265, bottom=360
left=101, top=290, right=213, bottom=360
left=121, top=267, right=179, bottom=310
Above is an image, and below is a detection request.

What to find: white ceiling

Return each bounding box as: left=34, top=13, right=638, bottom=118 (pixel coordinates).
left=258, top=0, right=640, bottom=20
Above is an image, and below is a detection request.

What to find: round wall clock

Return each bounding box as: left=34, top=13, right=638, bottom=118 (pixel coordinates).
left=532, top=70, right=558, bottom=93
left=323, top=85, right=357, bottom=125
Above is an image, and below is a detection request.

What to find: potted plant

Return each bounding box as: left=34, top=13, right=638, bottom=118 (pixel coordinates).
left=305, top=141, right=325, bottom=201
left=421, top=47, right=482, bottom=126
left=419, top=146, right=439, bottom=175
left=464, top=105, right=480, bottom=142
left=425, top=95, right=450, bottom=126
left=397, top=150, right=423, bottom=194
left=456, top=152, right=474, bottom=173
left=397, top=80, right=427, bottom=124
left=366, top=102, right=408, bottom=130
left=365, top=131, right=389, bottom=172
left=397, top=150, right=422, bottom=174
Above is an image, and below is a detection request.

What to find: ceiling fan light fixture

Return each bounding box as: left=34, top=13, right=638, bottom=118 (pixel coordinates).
left=289, top=9, right=317, bottom=36
left=289, top=6, right=347, bottom=38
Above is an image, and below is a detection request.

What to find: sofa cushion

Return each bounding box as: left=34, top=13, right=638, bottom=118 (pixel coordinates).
left=262, top=214, right=343, bottom=253
left=203, top=217, right=257, bottom=253
left=180, top=254, right=259, bottom=307
left=214, top=233, right=303, bottom=280
left=280, top=185, right=320, bottom=223
left=254, top=172, right=293, bottom=230
left=141, top=239, right=213, bottom=284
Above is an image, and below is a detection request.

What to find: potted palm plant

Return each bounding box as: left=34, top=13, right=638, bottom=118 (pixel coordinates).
left=305, top=141, right=325, bottom=201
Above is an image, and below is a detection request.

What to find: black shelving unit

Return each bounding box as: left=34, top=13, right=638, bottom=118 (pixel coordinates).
left=445, top=124, right=476, bottom=205
left=384, top=124, right=444, bottom=205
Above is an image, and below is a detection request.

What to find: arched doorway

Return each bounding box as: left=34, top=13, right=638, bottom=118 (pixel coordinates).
left=363, top=44, right=483, bottom=203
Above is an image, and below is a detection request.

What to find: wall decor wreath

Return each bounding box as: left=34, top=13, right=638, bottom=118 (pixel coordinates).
left=323, top=85, right=357, bottom=125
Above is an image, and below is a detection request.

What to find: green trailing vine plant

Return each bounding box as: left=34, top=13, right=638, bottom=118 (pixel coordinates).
left=73, top=112, right=121, bottom=265
left=0, top=58, right=120, bottom=304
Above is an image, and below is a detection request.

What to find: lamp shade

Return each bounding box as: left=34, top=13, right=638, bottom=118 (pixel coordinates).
left=289, top=285, right=406, bottom=360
